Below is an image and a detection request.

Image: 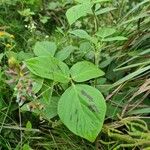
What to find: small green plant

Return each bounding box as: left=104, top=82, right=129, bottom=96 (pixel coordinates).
left=23, top=41, right=106, bottom=142
left=20, top=0, right=128, bottom=142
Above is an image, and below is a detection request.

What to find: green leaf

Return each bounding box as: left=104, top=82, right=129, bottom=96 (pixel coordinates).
left=70, top=29, right=92, bottom=40
left=26, top=121, right=32, bottom=129
left=92, top=0, right=110, bottom=3
left=31, top=75, right=44, bottom=94
left=95, top=7, right=116, bottom=15
left=96, top=27, right=116, bottom=38
left=18, top=8, right=35, bottom=16
left=75, top=0, right=91, bottom=3
left=70, top=61, right=105, bottom=82
left=22, top=144, right=31, bottom=150
left=58, top=84, right=106, bottom=142
left=76, top=0, right=110, bottom=3
left=66, top=3, right=92, bottom=25
left=34, top=41, right=57, bottom=57
left=102, top=36, right=128, bottom=41
left=41, top=96, right=59, bottom=120
left=17, top=51, right=34, bottom=61
left=24, top=56, right=70, bottom=83
left=41, top=82, right=53, bottom=103
left=56, top=45, right=76, bottom=61
left=79, top=42, right=94, bottom=55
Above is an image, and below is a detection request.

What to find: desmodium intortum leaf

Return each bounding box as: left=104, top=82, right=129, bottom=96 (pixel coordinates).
left=96, top=27, right=116, bottom=39
left=70, top=61, right=105, bottom=82
left=69, top=29, right=92, bottom=40
left=24, top=56, right=70, bottom=83
left=58, top=84, right=106, bottom=142
left=102, top=36, right=128, bottom=42
left=55, top=45, right=76, bottom=61
left=66, top=3, right=92, bottom=25
left=34, top=41, right=57, bottom=57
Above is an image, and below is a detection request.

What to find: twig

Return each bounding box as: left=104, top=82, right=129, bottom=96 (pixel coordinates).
left=1, top=125, right=40, bottom=132
left=127, top=90, right=150, bottom=113
left=106, top=84, right=123, bottom=101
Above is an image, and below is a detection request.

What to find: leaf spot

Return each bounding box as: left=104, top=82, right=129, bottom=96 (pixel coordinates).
left=88, top=104, right=99, bottom=113
left=81, top=90, right=93, bottom=102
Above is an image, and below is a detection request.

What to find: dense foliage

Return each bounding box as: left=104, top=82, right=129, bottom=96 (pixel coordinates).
left=0, top=0, right=150, bottom=149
